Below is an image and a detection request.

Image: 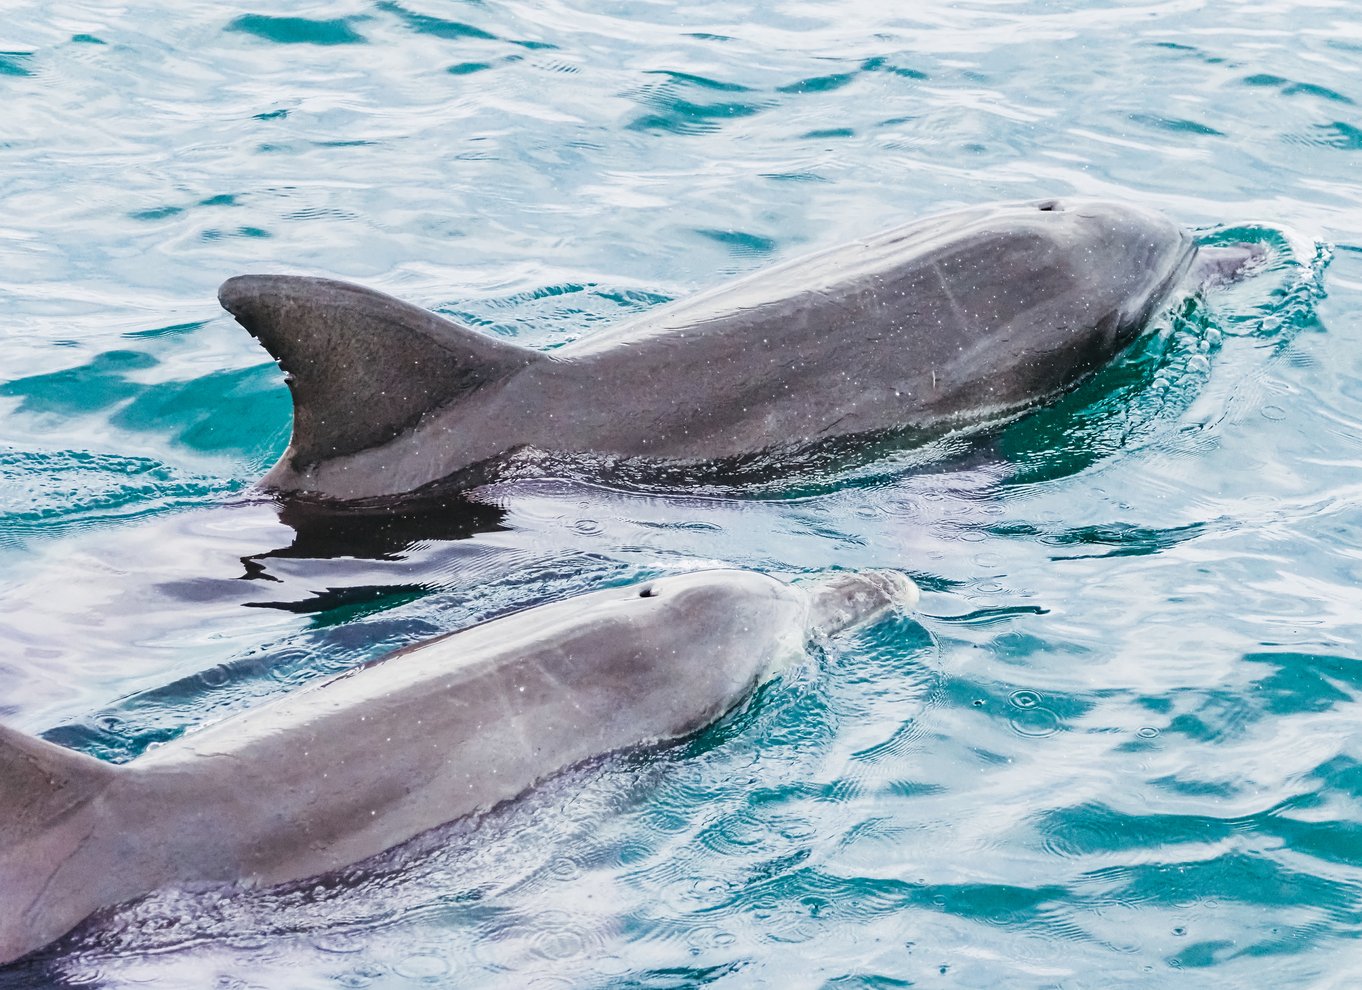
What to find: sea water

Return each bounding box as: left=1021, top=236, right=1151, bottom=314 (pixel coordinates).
left=0, top=1, right=1359, bottom=987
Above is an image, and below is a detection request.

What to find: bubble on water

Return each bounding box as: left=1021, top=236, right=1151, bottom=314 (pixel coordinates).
left=1007, top=692, right=1060, bottom=736
left=1009, top=709, right=1060, bottom=737
left=313, top=929, right=366, bottom=954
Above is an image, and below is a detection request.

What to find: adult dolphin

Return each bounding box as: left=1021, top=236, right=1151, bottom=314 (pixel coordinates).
left=220, top=199, right=1259, bottom=502
left=0, top=567, right=917, bottom=966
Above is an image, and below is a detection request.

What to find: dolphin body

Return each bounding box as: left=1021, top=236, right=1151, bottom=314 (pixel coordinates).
left=0, top=568, right=917, bottom=966
left=220, top=199, right=1257, bottom=502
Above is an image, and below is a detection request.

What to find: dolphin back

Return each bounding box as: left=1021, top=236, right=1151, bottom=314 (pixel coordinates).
left=219, top=275, right=542, bottom=472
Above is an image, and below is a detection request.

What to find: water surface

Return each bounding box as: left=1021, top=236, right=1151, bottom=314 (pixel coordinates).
left=2, top=1, right=1361, bottom=987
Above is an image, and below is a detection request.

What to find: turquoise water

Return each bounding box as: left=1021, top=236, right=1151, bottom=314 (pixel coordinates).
left=1, top=0, right=1360, bottom=986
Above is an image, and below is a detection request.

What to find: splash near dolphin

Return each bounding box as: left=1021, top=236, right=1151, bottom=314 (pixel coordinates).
left=0, top=568, right=917, bottom=966
left=220, top=199, right=1260, bottom=502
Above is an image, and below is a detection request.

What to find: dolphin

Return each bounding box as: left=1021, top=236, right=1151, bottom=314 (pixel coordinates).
left=219, top=199, right=1260, bottom=502
left=0, top=567, right=917, bottom=966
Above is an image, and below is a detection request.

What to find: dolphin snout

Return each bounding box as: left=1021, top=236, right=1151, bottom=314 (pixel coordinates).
left=1191, top=242, right=1269, bottom=287
left=805, top=570, right=919, bottom=636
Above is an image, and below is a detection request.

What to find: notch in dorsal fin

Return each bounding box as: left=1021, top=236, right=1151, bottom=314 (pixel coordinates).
left=220, top=275, right=541, bottom=469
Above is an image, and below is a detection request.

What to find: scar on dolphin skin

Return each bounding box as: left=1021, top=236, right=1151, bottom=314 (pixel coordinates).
left=218, top=199, right=1265, bottom=503
left=0, top=568, right=918, bottom=966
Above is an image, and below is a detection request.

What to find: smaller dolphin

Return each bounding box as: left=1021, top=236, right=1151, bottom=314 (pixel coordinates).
left=0, top=568, right=917, bottom=965
left=220, top=199, right=1262, bottom=501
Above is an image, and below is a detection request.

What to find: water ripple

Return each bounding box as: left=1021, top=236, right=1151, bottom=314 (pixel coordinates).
left=3, top=0, right=1362, bottom=986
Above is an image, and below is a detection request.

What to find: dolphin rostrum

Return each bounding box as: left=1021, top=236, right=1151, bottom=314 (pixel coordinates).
left=0, top=568, right=917, bottom=965
left=220, top=199, right=1260, bottom=501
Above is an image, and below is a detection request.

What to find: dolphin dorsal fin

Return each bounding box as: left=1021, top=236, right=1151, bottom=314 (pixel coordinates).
left=220, top=275, right=541, bottom=469
left=0, top=722, right=115, bottom=848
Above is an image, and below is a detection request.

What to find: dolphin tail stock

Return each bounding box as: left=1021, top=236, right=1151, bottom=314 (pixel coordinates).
left=0, top=722, right=119, bottom=965
left=0, top=720, right=115, bottom=848
left=219, top=274, right=544, bottom=472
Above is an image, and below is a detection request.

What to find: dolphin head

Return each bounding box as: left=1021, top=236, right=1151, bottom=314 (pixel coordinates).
left=603, top=568, right=918, bottom=684
left=1037, top=197, right=1197, bottom=332
left=627, top=568, right=917, bottom=636
left=915, top=197, right=1198, bottom=419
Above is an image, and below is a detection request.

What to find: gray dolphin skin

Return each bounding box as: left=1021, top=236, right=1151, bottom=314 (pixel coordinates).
left=219, top=198, right=1256, bottom=502
left=0, top=568, right=917, bottom=966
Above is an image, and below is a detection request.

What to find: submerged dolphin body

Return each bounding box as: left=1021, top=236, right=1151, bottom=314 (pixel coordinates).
left=220, top=199, right=1257, bottom=502
left=0, top=568, right=917, bottom=966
